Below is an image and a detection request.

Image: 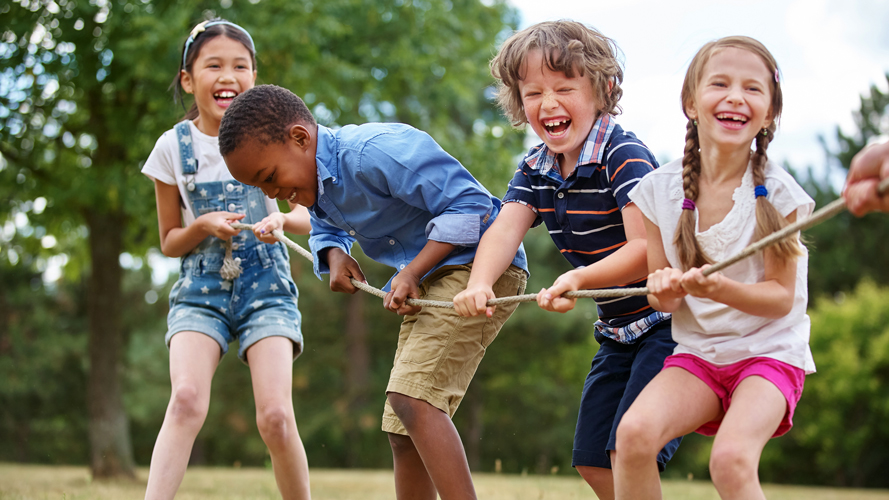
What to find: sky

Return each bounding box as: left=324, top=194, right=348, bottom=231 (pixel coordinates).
left=507, top=0, right=889, bottom=184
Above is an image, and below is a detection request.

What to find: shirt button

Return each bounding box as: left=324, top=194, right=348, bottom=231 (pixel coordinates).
left=228, top=203, right=236, bottom=211
left=332, top=177, right=337, bottom=182
left=400, top=264, right=405, bottom=270
left=226, top=184, right=234, bottom=192
left=557, top=192, right=565, bottom=199
left=389, top=239, right=395, bottom=245
left=349, top=230, right=356, bottom=236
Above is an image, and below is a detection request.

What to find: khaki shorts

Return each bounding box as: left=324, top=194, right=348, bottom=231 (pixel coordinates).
left=382, top=263, right=527, bottom=435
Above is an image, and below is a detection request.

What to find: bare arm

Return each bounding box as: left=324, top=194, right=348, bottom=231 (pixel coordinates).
left=154, top=180, right=243, bottom=257
left=680, top=212, right=799, bottom=318
left=538, top=203, right=649, bottom=313
left=386, top=240, right=458, bottom=315
left=642, top=215, right=686, bottom=313
left=453, top=203, right=536, bottom=317
left=253, top=202, right=313, bottom=244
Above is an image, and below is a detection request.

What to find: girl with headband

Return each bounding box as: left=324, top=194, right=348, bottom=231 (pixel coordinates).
left=141, top=19, right=312, bottom=499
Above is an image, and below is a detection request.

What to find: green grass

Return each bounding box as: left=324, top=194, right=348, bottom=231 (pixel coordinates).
left=1, top=464, right=889, bottom=499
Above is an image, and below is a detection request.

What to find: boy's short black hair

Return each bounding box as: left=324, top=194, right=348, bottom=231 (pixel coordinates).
left=218, top=84, right=317, bottom=156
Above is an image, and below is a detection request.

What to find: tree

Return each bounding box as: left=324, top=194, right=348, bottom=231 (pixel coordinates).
left=1, top=0, right=522, bottom=477
left=802, top=75, right=889, bottom=295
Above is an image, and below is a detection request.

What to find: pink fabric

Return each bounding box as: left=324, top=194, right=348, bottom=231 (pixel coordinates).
left=663, top=353, right=805, bottom=437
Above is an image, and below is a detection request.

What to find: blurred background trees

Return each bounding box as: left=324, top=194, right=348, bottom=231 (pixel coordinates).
left=2, top=0, right=889, bottom=488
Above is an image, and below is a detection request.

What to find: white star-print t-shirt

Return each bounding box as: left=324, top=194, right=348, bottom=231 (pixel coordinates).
left=141, top=120, right=279, bottom=226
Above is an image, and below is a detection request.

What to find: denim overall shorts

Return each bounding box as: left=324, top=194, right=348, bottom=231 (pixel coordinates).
left=166, top=122, right=303, bottom=362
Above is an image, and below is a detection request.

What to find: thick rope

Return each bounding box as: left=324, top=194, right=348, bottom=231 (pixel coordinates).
left=230, top=177, right=889, bottom=309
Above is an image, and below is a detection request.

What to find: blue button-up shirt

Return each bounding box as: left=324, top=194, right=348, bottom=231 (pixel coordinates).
left=309, top=123, right=527, bottom=290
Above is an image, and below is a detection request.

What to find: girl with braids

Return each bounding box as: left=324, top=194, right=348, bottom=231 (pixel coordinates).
left=141, top=19, right=311, bottom=499
left=613, top=36, right=815, bottom=499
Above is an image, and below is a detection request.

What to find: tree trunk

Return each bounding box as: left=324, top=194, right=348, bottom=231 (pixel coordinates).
left=464, top=383, right=484, bottom=471
left=344, top=291, right=370, bottom=467
left=86, top=210, right=136, bottom=479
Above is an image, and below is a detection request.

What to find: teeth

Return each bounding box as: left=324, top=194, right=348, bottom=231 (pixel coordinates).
left=288, top=191, right=297, bottom=203
left=716, top=113, right=746, bottom=122
left=544, top=119, right=569, bottom=127
left=215, top=91, right=237, bottom=98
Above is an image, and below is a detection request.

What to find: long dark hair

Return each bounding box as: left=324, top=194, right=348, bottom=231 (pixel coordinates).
left=170, top=18, right=257, bottom=121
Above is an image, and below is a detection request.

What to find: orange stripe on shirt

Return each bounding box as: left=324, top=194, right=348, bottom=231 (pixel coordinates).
left=559, top=241, right=626, bottom=255
left=566, top=207, right=620, bottom=215
left=610, top=158, right=652, bottom=182
left=612, top=304, right=653, bottom=316
left=538, top=208, right=556, bottom=213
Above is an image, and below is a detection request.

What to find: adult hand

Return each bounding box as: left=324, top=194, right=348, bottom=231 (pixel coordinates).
left=844, top=140, right=889, bottom=216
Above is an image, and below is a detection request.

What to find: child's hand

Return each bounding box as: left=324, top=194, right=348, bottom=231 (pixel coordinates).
left=646, top=267, right=686, bottom=310
left=253, top=212, right=286, bottom=245
left=325, top=248, right=366, bottom=294
left=844, top=140, right=889, bottom=216
left=454, top=283, right=497, bottom=318
left=385, top=268, right=422, bottom=316
left=680, top=265, right=723, bottom=299
left=537, top=270, right=581, bottom=313
left=197, top=211, right=245, bottom=240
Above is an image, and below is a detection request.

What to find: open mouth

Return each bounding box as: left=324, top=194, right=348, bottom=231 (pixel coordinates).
left=715, top=113, right=748, bottom=128
left=214, top=90, right=238, bottom=107
left=543, top=118, right=571, bottom=136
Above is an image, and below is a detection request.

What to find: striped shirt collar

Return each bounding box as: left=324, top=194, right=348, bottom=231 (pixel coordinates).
left=524, top=113, right=617, bottom=175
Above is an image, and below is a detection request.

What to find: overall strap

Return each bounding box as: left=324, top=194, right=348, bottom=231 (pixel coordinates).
left=175, top=122, right=197, bottom=191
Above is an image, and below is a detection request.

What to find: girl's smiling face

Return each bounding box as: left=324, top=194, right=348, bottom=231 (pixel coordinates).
left=518, top=49, right=601, bottom=172
left=687, top=47, right=774, bottom=154
left=181, top=35, right=256, bottom=136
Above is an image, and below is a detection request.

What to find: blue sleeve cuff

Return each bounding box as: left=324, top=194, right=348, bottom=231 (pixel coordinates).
left=425, top=213, right=481, bottom=246
left=309, top=237, right=353, bottom=279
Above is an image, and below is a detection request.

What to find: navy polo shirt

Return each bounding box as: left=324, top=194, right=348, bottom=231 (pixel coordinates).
left=503, top=114, right=658, bottom=328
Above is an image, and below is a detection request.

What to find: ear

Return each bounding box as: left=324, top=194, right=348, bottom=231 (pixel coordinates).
left=607, top=78, right=613, bottom=96
left=685, top=101, right=697, bottom=121
left=289, top=124, right=312, bottom=150
left=250, top=69, right=257, bottom=86
left=180, top=70, right=194, bottom=95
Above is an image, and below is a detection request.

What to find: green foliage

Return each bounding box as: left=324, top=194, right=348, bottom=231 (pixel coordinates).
left=802, top=75, right=889, bottom=295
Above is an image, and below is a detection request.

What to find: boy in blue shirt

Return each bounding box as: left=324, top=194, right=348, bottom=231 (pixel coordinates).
left=453, top=21, right=680, bottom=499
left=219, top=84, right=527, bottom=500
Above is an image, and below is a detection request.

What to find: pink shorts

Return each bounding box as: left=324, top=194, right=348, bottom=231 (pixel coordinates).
left=663, top=353, right=805, bottom=437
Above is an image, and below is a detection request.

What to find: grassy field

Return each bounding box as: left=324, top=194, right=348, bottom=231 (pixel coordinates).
left=2, top=464, right=889, bottom=500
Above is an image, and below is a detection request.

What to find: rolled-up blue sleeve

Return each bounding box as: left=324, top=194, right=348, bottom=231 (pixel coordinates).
left=361, top=128, right=495, bottom=247
left=308, top=216, right=355, bottom=279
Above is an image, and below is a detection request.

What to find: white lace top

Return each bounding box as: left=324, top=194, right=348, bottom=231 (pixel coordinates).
left=629, top=158, right=816, bottom=373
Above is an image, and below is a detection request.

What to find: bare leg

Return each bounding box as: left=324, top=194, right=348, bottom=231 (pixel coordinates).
left=613, top=367, right=723, bottom=500
left=709, top=376, right=786, bottom=500
left=387, top=392, right=476, bottom=500
left=388, top=432, right=437, bottom=500
left=247, top=336, right=311, bottom=500
left=145, top=332, right=220, bottom=500
left=577, top=465, right=614, bottom=500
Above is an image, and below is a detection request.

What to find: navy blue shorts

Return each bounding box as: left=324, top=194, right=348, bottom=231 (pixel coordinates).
left=572, top=319, right=681, bottom=471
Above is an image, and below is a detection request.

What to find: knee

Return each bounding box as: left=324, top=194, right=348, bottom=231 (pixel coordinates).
left=709, top=441, right=758, bottom=488
left=576, top=466, right=612, bottom=491
left=615, top=412, right=660, bottom=463
left=387, top=432, right=417, bottom=458
left=168, top=383, right=208, bottom=426
left=256, top=404, right=294, bottom=446
left=387, top=393, right=422, bottom=431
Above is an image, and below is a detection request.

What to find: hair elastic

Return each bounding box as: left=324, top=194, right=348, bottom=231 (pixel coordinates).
left=182, top=20, right=255, bottom=68
left=682, top=198, right=696, bottom=211
left=754, top=185, right=768, bottom=198
left=774, top=68, right=780, bottom=83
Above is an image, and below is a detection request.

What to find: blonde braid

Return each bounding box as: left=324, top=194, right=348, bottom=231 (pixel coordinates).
left=751, top=126, right=803, bottom=262
left=674, top=119, right=713, bottom=270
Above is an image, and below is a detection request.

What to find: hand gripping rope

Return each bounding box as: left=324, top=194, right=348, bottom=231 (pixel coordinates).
left=230, top=177, right=889, bottom=309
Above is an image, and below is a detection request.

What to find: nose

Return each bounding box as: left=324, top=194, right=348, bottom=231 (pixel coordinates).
left=261, top=186, right=276, bottom=198
left=541, top=90, right=558, bottom=109
left=726, top=85, right=744, bottom=105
